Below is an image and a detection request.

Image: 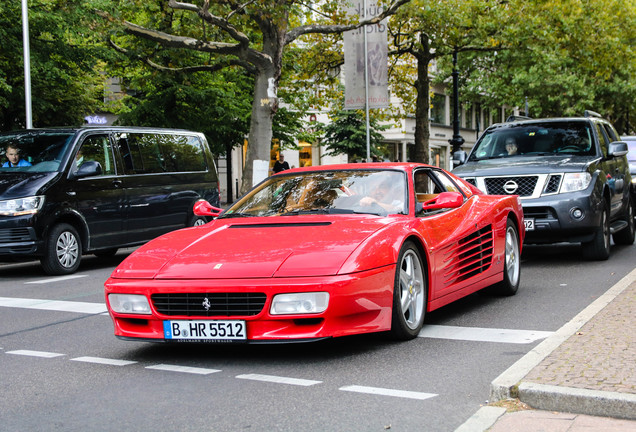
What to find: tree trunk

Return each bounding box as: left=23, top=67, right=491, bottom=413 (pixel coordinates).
left=412, top=38, right=433, bottom=164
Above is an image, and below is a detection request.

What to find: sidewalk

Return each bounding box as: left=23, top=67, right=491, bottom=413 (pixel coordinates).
left=456, top=268, right=636, bottom=432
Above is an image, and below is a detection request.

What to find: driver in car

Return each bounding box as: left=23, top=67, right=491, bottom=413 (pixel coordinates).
left=3, top=144, right=32, bottom=167
left=360, top=178, right=404, bottom=213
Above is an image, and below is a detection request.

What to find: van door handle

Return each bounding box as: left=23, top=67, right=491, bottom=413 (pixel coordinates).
left=112, top=179, right=123, bottom=188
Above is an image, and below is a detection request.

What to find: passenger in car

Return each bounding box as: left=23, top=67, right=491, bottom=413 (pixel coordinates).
left=2, top=144, right=32, bottom=167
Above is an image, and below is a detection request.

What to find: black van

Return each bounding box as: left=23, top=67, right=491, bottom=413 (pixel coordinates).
left=0, top=127, right=220, bottom=274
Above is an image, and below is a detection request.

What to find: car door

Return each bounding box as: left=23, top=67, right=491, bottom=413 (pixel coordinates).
left=67, top=133, right=126, bottom=249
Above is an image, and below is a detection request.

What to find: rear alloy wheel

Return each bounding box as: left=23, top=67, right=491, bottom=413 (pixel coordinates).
left=582, top=202, right=610, bottom=261
left=390, top=241, right=427, bottom=340
left=41, top=223, right=82, bottom=275
left=612, top=197, right=635, bottom=245
left=490, top=219, right=521, bottom=296
left=189, top=215, right=207, bottom=226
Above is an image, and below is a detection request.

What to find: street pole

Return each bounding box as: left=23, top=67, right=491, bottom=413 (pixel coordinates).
left=449, top=50, right=464, bottom=157
left=21, top=0, right=33, bottom=129
left=363, top=0, right=371, bottom=163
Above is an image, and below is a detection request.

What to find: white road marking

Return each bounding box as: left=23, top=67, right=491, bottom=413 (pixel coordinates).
left=70, top=356, right=136, bottom=366
left=340, top=385, right=437, bottom=400
left=7, top=350, right=65, bottom=358
left=146, top=364, right=221, bottom=375
left=236, top=373, right=322, bottom=387
left=418, top=325, right=554, bottom=344
left=0, top=297, right=554, bottom=344
left=0, top=297, right=107, bottom=314
left=25, top=274, right=88, bottom=284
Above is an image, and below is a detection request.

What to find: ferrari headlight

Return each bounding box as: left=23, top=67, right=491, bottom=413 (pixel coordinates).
left=108, top=294, right=152, bottom=315
left=560, top=173, right=592, bottom=193
left=270, top=292, right=329, bottom=315
left=0, top=196, right=45, bottom=216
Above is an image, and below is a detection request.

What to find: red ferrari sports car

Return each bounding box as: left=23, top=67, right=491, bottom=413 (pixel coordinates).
left=105, top=163, right=524, bottom=343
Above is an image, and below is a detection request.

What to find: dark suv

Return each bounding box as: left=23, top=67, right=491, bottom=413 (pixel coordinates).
left=453, top=112, right=634, bottom=260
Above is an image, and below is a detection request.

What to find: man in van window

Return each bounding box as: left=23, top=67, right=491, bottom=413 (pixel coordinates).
left=3, top=144, right=32, bottom=167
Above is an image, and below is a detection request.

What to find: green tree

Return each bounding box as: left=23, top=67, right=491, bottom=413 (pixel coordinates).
left=0, top=0, right=108, bottom=130
left=96, top=0, right=410, bottom=193
left=320, top=109, right=387, bottom=161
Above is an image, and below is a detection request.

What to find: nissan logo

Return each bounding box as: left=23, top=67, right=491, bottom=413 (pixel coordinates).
left=503, top=180, right=519, bottom=194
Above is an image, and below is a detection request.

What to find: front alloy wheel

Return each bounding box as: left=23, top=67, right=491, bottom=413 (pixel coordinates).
left=41, top=223, right=81, bottom=275
left=390, top=241, right=426, bottom=340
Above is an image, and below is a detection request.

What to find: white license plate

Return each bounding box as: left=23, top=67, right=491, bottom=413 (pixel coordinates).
left=524, top=218, right=535, bottom=231
left=163, top=320, right=246, bottom=342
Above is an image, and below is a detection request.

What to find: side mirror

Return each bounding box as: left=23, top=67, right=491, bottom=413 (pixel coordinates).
left=74, top=161, right=102, bottom=179
left=193, top=200, right=223, bottom=218
left=421, top=191, right=464, bottom=211
left=608, top=141, right=628, bottom=158
left=452, top=150, right=467, bottom=167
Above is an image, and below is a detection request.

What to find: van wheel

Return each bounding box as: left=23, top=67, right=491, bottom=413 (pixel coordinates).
left=189, top=215, right=207, bottom=226
left=612, top=197, right=635, bottom=245
left=41, top=223, right=82, bottom=275
left=582, top=202, right=610, bottom=260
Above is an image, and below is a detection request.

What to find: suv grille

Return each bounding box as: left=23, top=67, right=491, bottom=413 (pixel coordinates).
left=0, top=228, right=33, bottom=243
left=485, top=176, right=537, bottom=196
left=152, top=293, right=267, bottom=317
left=544, top=175, right=562, bottom=194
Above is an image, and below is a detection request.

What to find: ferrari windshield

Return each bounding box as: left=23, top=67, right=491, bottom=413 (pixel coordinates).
left=223, top=170, right=408, bottom=217
left=469, top=121, right=595, bottom=161
left=0, top=131, right=75, bottom=172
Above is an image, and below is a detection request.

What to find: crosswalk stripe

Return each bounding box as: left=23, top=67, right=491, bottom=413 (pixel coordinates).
left=6, top=350, right=65, bottom=358
left=0, top=297, right=107, bottom=314
left=146, top=364, right=221, bottom=375
left=25, top=275, right=88, bottom=284
left=70, top=356, right=137, bottom=366
left=340, top=385, right=437, bottom=400
left=236, top=373, right=321, bottom=386
left=418, top=325, right=554, bottom=344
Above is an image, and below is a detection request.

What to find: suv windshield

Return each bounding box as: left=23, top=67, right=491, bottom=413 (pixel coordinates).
left=469, top=121, right=595, bottom=161
left=0, top=131, right=75, bottom=173
left=223, top=169, right=407, bottom=217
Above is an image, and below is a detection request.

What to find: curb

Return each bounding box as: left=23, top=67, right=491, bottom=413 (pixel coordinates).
left=490, top=267, right=636, bottom=402
left=518, top=382, right=636, bottom=420
left=453, top=406, right=507, bottom=432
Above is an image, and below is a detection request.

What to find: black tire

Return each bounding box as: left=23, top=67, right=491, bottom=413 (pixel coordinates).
left=582, top=201, right=610, bottom=260
left=390, top=241, right=427, bottom=340
left=189, top=215, right=207, bottom=226
left=612, top=197, right=635, bottom=245
left=94, top=248, right=118, bottom=258
left=490, top=219, right=521, bottom=296
left=40, top=223, right=82, bottom=275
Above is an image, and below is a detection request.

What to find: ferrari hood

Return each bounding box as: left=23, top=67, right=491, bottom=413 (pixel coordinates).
left=111, top=216, right=391, bottom=279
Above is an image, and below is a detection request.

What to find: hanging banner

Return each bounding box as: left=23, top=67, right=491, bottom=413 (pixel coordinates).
left=343, top=1, right=390, bottom=109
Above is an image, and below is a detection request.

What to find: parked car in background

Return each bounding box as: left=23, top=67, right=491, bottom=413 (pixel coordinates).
left=105, top=163, right=524, bottom=344
left=453, top=112, right=634, bottom=260
left=621, top=135, right=636, bottom=204
left=0, top=127, right=220, bottom=275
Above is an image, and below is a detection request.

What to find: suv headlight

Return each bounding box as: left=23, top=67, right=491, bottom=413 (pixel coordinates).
left=0, top=196, right=45, bottom=216
left=560, top=173, right=592, bottom=193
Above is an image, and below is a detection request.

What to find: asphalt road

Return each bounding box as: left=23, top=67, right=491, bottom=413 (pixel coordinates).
left=1, top=241, right=635, bottom=432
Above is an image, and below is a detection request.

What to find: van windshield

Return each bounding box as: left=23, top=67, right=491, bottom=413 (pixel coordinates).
left=0, top=131, right=75, bottom=172
left=469, top=121, right=595, bottom=161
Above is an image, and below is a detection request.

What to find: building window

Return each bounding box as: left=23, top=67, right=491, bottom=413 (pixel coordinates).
left=464, top=103, right=473, bottom=129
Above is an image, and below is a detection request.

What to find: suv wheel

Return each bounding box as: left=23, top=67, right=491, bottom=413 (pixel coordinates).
left=40, top=223, right=82, bottom=275
left=582, top=202, right=610, bottom=261
left=612, top=197, right=635, bottom=245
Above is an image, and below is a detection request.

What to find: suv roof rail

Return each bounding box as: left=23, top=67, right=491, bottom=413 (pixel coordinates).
left=506, top=115, right=532, bottom=122
left=584, top=110, right=602, bottom=118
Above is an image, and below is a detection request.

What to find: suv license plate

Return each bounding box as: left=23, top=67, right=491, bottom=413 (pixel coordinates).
left=524, top=218, right=535, bottom=231
left=163, top=320, right=246, bottom=341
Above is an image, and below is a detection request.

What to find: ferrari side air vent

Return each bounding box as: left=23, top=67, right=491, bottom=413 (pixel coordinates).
left=442, top=225, right=494, bottom=285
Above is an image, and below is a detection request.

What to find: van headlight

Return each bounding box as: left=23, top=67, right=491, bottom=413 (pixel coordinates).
left=270, top=292, right=329, bottom=315
left=0, top=196, right=45, bottom=216
left=560, top=173, right=592, bottom=193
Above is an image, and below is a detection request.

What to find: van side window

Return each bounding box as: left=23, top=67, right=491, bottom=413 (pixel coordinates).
left=76, top=135, right=114, bottom=175
left=118, top=133, right=207, bottom=174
